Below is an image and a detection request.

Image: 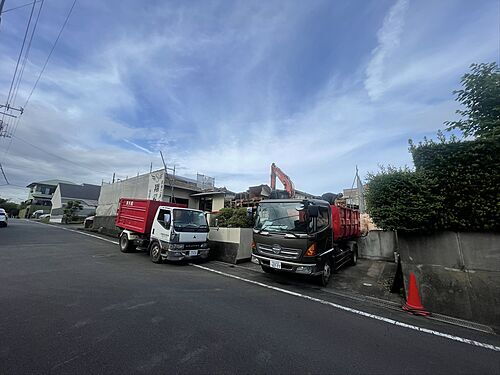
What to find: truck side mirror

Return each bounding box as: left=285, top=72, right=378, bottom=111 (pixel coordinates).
left=307, top=205, right=319, bottom=218
left=163, top=213, right=171, bottom=229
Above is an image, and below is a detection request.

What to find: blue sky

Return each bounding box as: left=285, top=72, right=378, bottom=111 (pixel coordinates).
left=0, top=0, right=498, bottom=201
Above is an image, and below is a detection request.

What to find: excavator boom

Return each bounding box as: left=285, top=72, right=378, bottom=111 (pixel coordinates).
left=270, top=163, right=295, bottom=198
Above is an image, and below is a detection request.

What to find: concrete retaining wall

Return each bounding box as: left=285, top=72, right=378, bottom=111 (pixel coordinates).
left=92, top=215, right=120, bottom=237
left=398, top=231, right=500, bottom=330
left=208, top=227, right=253, bottom=264
left=357, top=230, right=396, bottom=261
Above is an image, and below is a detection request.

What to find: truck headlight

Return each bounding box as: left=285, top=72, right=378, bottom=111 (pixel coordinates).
left=295, top=266, right=313, bottom=274
left=200, top=242, right=208, bottom=248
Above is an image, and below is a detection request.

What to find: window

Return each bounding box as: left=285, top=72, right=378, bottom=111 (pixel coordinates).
left=172, top=197, right=189, bottom=207
left=316, top=206, right=330, bottom=231
left=157, top=209, right=171, bottom=229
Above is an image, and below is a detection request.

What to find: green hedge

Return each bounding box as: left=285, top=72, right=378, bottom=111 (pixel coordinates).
left=411, top=137, right=499, bottom=231
left=365, top=168, right=443, bottom=231
left=215, top=208, right=253, bottom=228
left=366, top=137, right=500, bottom=232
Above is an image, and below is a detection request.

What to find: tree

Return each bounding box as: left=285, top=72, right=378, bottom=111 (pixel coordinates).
left=63, top=200, right=83, bottom=223
left=445, top=62, right=500, bottom=138
left=0, top=198, right=20, bottom=217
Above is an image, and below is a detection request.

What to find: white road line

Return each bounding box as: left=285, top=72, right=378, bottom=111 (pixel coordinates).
left=191, top=264, right=500, bottom=353
left=29, top=220, right=500, bottom=353
left=28, top=220, right=119, bottom=245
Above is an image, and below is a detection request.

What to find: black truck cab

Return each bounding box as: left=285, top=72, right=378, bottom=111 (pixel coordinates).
left=252, top=199, right=358, bottom=286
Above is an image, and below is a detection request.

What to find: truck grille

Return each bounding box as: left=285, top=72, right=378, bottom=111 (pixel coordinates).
left=257, top=243, right=301, bottom=259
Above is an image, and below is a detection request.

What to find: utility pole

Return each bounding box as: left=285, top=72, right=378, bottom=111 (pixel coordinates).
left=0, top=105, right=23, bottom=137
left=159, top=151, right=176, bottom=203
left=0, top=1, right=6, bottom=27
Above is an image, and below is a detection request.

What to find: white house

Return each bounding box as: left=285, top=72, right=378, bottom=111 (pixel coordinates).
left=50, top=183, right=101, bottom=223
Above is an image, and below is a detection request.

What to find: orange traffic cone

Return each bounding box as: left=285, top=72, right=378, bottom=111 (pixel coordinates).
left=402, top=272, right=430, bottom=316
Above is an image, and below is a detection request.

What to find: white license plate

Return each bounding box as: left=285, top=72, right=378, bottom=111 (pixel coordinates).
left=189, top=250, right=198, bottom=256
left=270, top=259, right=281, bottom=269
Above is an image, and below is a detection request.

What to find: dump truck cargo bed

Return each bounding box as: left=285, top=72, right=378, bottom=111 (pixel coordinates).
left=331, top=205, right=361, bottom=240
left=115, top=198, right=186, bottom=234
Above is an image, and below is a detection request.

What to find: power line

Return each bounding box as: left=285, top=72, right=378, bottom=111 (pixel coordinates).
left=1, top=1, right=40, bottom=15
left=2, top=0, right=36, bottom=116
left=0, top=183, right=27, bottom=188
left=22, top=0, right=77, bottom=113
left=12, top=135, right=108, bottom=175
left=0, top=162, right=9, bottom=184
left=4, top=0, right=45, bottom=138
left=1, top=0, right=75, bottom=160
left=11, top=0, right=45, bottom=110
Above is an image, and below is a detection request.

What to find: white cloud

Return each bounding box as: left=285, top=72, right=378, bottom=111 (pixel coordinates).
left=0, top=0, right=498, bottom=203
left=123, top=139, right=153, bottom=154
left=365, top=0, right=410, bottom=100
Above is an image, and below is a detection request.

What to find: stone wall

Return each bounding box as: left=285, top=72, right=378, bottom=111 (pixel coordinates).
left=398, top=232, right=500, bottom=330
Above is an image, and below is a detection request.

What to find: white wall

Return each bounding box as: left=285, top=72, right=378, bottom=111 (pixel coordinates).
left=164, top=188, right=199, bottom=209
left=212, top=195, right=225, bottom=211
left=96, top=174, right=150, bottom=216
left=51, top=185, right=62, bottom=210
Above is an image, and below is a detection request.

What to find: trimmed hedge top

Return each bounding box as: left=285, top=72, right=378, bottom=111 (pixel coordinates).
left=366, top=137, right=500, bottom=232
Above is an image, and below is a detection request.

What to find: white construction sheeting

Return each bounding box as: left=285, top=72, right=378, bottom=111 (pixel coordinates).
left=96, top=172, right=158, bottom=216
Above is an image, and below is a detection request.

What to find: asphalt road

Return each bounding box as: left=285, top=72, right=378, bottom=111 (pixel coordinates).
left=1, top=219, right=499, bottom=374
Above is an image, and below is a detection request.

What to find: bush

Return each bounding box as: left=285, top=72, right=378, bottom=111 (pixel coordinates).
left=366, top=167, right=443, bottom=231
left=215, top=207, right=253, bottom=228
left=366, top=137, right=500, bottom=232
left=411, top=136, right=499, bottom=232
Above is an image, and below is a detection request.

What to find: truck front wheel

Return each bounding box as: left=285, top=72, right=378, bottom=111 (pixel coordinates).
left=150, top=242, right=163, bottom=264
left=119, top=233, right=135, bottom=253
left=315, top=258, right=332, bottom=287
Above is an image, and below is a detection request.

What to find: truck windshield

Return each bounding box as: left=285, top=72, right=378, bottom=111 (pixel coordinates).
left=173, top=209, right=209, bottom=232
left=254, top=202, right=309, bottom=233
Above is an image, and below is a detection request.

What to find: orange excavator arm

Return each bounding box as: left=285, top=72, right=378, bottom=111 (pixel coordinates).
left=270, top=163, right=295, bottom=198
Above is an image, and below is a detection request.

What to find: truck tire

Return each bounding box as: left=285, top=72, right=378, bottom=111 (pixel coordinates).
left=315, top=258, right=332, bottom=287
left=348, top=243, right=358, bottom=266
left=119, top=233, right=135, bottom=253
left=150, top=242, right=163, bottom=264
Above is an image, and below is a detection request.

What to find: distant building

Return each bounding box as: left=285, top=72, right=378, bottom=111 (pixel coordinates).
left=343, top=184, right=367, bottom=212
left=96, top=169, right=233, bottom=218
left=230, top=184, right=315, bottom=208
left=50, top=183, right=101, bottom=223
left=20, top=179, right=76, bottom=218
left=343, top=187, right=361, bottom=206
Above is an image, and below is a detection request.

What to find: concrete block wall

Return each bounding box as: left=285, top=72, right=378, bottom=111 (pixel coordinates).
left=208, top=227, right=253, bottom=264
left=398, top=232, right=500, bottom=330
left=92, top=216, right=121, bottom=237
left=357, top=230, right=396, bottom=261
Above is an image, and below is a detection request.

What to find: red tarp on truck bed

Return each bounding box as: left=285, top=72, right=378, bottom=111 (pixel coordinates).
left=115, top=198, right=187, bottom=234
